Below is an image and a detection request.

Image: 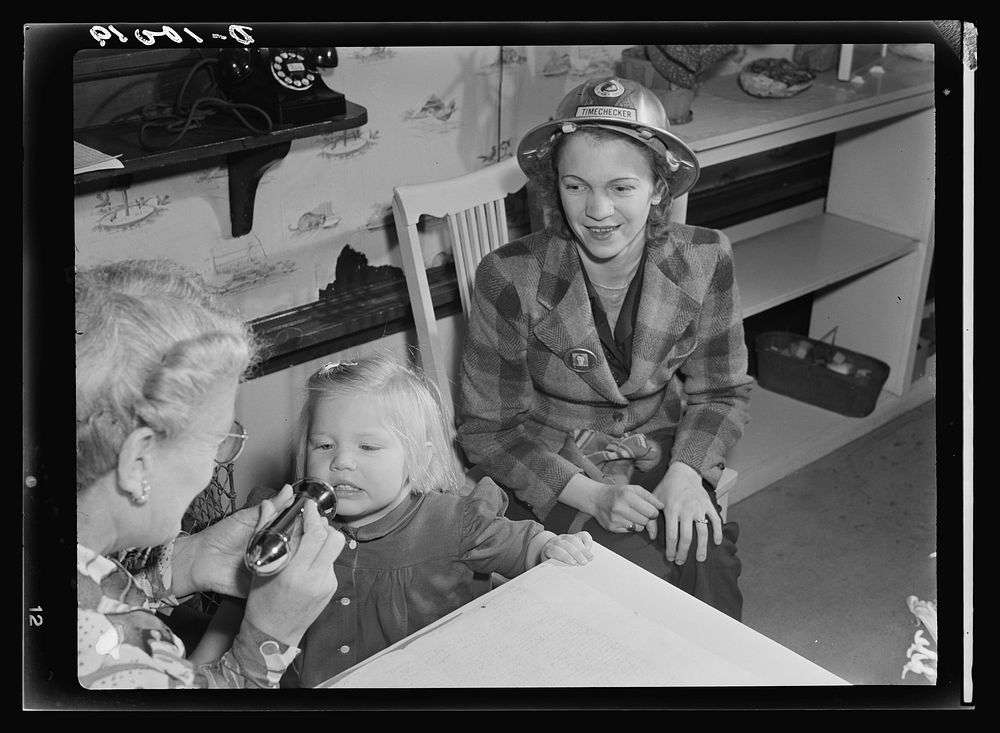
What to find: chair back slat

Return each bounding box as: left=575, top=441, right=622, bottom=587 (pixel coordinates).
left=480, top=203, right=499, bottom=263
left=454, top=210, right=477, bottom=318
left=493, top=199, right=510, bottom=246
left=464, top=207, right=484, bottom=273
left=480, top=210, right=493, bottom=289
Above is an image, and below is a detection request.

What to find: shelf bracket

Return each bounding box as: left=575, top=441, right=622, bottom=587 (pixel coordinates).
left=226, top=141, right=292, bottom=237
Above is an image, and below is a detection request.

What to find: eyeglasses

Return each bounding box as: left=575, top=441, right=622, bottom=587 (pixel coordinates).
left=215, top=420, right=247, bottom=465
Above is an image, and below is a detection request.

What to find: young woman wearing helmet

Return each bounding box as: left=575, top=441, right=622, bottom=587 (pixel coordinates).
left=456, top=77, right=752, bottom=620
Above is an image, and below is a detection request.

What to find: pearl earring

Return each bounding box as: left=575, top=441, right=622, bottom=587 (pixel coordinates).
left=132, top=478, right=151, bottom=506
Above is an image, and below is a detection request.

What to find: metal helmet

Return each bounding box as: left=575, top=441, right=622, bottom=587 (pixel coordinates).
left=516, top=76, right=700, bottom=197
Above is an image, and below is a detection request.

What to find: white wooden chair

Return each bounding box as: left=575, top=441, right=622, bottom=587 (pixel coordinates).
left=393, top=157, right=529, bottom=420
left=392, top=158, right=734, bottom=518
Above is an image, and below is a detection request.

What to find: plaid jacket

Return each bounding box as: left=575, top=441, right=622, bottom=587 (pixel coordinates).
left=456, top=224, right=753, bottom=521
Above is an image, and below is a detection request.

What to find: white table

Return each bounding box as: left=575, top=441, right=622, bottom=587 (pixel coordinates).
left=319, top=542, right=849, bottom=688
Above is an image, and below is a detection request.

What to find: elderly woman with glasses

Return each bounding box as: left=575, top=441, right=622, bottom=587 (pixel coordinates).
left=76, top=259, right=345, bottom=689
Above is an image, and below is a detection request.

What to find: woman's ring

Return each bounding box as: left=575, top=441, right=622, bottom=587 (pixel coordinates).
left=627, top=522, right=636, bottom=532
left=694, top=518, right=709, bottom=524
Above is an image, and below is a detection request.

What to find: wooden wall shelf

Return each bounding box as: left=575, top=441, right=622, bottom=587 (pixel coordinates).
left=73, top=101, right=368, bottom=237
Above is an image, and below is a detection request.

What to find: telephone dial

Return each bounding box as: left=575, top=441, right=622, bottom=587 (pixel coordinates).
left=217, top=47, right=347, bottom=126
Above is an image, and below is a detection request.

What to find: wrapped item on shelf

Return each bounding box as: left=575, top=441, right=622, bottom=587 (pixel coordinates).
left=739, top=57, right=816, bottom=98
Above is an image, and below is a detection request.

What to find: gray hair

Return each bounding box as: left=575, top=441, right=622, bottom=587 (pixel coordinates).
left=75, top=259, right=258, bottom=490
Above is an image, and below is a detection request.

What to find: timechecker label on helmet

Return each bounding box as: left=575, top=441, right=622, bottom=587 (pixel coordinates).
left=575, top=106, right=639, bottom=122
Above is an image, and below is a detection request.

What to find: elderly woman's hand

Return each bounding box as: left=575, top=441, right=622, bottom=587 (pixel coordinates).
left=171, top=485, right=292, bottom=599
left=651, top=462, right=722, bottom=565
left=243, top=500, right=346, bottom=646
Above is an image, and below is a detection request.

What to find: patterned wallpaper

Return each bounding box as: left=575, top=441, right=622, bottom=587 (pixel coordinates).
left=73, top=45, right=630, bottom=324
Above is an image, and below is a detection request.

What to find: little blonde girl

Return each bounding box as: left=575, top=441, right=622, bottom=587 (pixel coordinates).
left=281, top=357, right=592, bottom=687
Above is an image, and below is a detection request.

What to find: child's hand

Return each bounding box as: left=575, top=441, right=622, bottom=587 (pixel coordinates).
left=541, top=531, right=594, bottom=566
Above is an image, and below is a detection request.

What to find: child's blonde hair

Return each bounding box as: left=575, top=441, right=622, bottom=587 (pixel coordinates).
left=293, top=355, right=461, bottom=494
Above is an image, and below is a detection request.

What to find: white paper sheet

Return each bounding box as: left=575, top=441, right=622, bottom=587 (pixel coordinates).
left=74, top=141, right=123, bottom=174
left=322, top=561, right=764, bottom=688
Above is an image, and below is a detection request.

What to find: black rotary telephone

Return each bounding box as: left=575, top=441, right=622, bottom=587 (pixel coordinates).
left=216, top=47, right=347, bottom=126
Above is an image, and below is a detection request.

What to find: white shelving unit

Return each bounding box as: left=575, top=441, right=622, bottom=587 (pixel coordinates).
left=675, top=53, right=936, bottom=504
left=735, top=214, right=920, bottom=319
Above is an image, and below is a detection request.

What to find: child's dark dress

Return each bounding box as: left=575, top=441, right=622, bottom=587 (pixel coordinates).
left=283, top=477, right=545, bottom=687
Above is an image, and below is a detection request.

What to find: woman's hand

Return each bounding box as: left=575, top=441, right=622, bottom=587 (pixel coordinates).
left=243, top=500, right=345, bottom=646
left=560, top=473, right=664, bottom=537
left=651, top=462, right=722, bottom=564
left=170, top=485, right=293, bottom=598
left=540, top=531, right=595, bottom=566
left=172, top=485, right=291, bottom=598
left=591, top=481, right=665, bottom=537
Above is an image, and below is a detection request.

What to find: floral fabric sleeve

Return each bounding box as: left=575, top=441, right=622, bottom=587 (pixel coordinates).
left=77, top=544, right=298, bottom=689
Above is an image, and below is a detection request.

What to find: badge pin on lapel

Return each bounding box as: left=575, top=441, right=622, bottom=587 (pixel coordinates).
left=564, top=348, right=598, bottom=372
